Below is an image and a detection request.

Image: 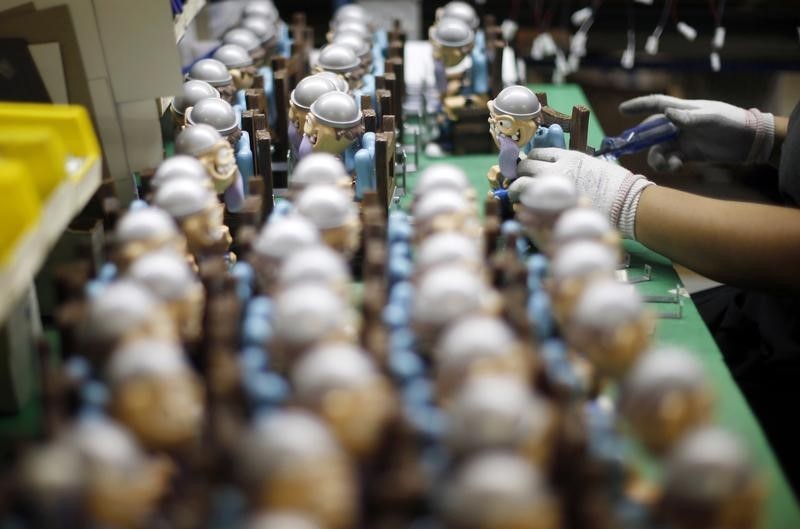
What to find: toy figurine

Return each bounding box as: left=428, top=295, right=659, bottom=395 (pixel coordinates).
left=447, top=375, right=556, bottom=469
left=433, top=314, right=530, bottom=402
left=413, top=162, right=475, bottom=206
left=151, top=154, right=213, bottom=193
left=331, top=31, right=376, bottom=98
left=442, top=451, right=561, bottom=529
left=486, top=86, right=542, bottom=191
left=619, top=347, right=714, bottom=457
left=244, top=512, right=322, bottom=529
left=107, top=339, right=204, bottom=451
left=242, top=0, right=291, bottom=58
left=175, top=123, right=245, bottom=212
left=289, top=151, right=352, bottom=200
left=241, top=16, right=278, bottom=61
left=514, top=174, right=580, bottom=248
left=169, top=79, right=220, bottom=130
left=546, top=240, right=618, bottom=326
left=186, top=58, right=237, bottom=104
left=314, top=44, right=362, bottom=91
left=153, top=177, right=233, bottom=259
left=415, top=231, right=483, bottom=276
left=237, top=17, right=280, bottom=127
left=235, top=410, right=358, bottom=529
left=413, top=187, right=479, bottom=243
left=270, top=282, right=354, bottom=370
left=112, top=207, right=188, bottom=273
left=316, top=70, right=350, bottom=93
left=660, top=427, right=764, bottom=529
left=550, top=206, right=621, bottom=258
left=276, top=244, right=351, bottom=298
left=412, top=264, right=500, bottom=355
left=295, top=184, right=361, bottom=259
left=223, top=28, right=266, bottom=69
left=213, top=44, right=258, bottom=91
left=250, top=214, right=320, bottom=293
left=563, top=278, right=652, bottom=380
left=185, top=97, right=255, bottom=191
left=126, top=251, right=206, bottom=344
left=291, top=342, right=397, bottom=460
left=82, top=280, right=178, bottom=363
left=288, top=75, right=339, bottom=160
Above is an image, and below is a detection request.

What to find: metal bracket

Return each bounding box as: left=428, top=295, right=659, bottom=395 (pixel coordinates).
left=655, top=298, right=683, bottom=319
left=625, top=264, right=652, bottom=284
left=642, top=285, right=681, bottom=304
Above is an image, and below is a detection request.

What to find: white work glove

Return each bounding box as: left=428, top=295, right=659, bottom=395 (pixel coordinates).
left=517, top=148, right=655, bottom=240
left=619, top=94, right=775, bottom=171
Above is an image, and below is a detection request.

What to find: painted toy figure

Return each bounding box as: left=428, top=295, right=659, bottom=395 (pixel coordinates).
left=413, top=162, right=475, bottom=208
left=126, top=251, right=205, bottom=344
left=249, top=214, right=320, bottom=293
left=151, top=154, right=213, bottom=193
left=415, top=231, right=483, bottom=277
left=291, top=343, right=397, bottom=460
left=186, top=58, right=237, bottom=104
left=82, top=281, right=178, bottom=364
left=433, top=314, right=530, bottom=402
left=153, top=177, right=232, bottom=259
left=184, top=97, right=254, bottom=191
left=234, top=18, right=280, bottom=126
left=288, top=75, right=339, bottom=160
left=107, top=339, right=204, bottom=451
left=550, top=206, right=621, bottom=258
left=442, top=452, right=561, bottom=529
left=413, top=187, right=479, bottom=243
left=295, top=184, right=361, bottom=259
left=446, top=375, right=556, bottom=468
left=514, top=174, right=580, bottom=248
left=330, top=31, right=376, bottom=99
left=213, top=44, right=258, bottom=91
left=235, top=410, right=358, bottom=529
left=486, top=86, right=542, bottom=192
left=276, top=244, right=351, bottom=298
left=223, top=28, right=266, bottom=70
left=660, top=427, right=764, bottom=529
left=563, top=278, right=652, bottom=380
left=169, top=79, right=219, bottom=130
left=288, top=151, right=352, bottom=201
left=620, top=347, right=714, bottom=456
left=112, top=207, right=188, bottom=273
left=314, top=44, right=362, bottom=92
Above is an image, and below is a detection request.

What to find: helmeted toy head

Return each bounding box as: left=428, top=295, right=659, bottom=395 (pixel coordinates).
left=488, top=85, right=541, bottom=149
left=113, top=207, right=187, bottom=272
left=223, top=27, right=266, bottom=66
left=289, top=75, right=339, bottom=147
left=332, top=31, right=372, bottom=73
left=295, top=184, right=360, bottom=257
left=332, top=3, right=371, bottom=28
left=276, top=244, right=350, bottom=295
left=151, top=155, right=211, bottom=191
left=414, top=162, right=472, bottom=201
left=438, top=1, right=480, bottom=30
left=315, top=70, right=350, bottom=93
left=413, top=187, right=476, bottom=241
left=175, top=123, right=239, bottom=193
left=186, top=58, right=236, bottom=103
left=303, top=91, right=363, bottom=155
left=170, top=79, right=219, bottom=126
left=241, top=16, right=278, bottom=59
left=289, top=151, right=350, bottom=196
left=213, top=44, right=257, bottom=89
left=415, top=231, right=483, bottom=275
left=185, top=97, right=240, bottom=139
left=251, top=214, right=321, bottom=292
left=242, top=0, right=279, bottom=24
left=550, top=206, right=620, bottom=257
left=517, top=174, right=579, bottom=248
left=315, top=44, right=362, bottom=90
left=430, top=17, right=474, bottom=68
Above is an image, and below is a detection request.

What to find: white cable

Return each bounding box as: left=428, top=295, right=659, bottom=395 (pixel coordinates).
left=676, top=21, right=697, bottom=41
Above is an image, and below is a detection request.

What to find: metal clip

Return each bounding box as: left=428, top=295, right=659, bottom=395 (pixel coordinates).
left=626, top=264, right=652, bottom=284
left=655, top=298, right=683, bottom=319
left=642, top=285, right=680, bottom=304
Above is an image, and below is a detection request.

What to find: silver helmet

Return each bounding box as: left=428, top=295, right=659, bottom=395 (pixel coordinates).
left=271, top=283, right=347, bottom=348
left=242, top=0, right=279, bottom=24
left=314, top=71, right=349, bottom=93
left=519, top=174, right=578, bottom=213
left=550, top=240, right=618, bottom=281
left=175, top=123, right=226, bottom=157
left=85, top=281, right=161, bottom=345
left=241, top=16, right=277, bottom=44
left=115, top=207, right=180, bottom=245
left=332, top=4, right=371, bottom=27
left=252, top=214, right=320, bottom=259
left=277, top=244, right=350, bottom=290
left=292, top=343, right=378, bottom=404
left=185, top=97, right=239, bottom=136
left=295, top=184, right=356, bottom=230
left=571, top=278, right=644, bottom=332
left=186, top=58, right=233, bottom=87
left=290, top=152, right=349, bottom=189
left=416, top=231, right=482, bottom=273
left=440, top=1, right=480, bottom=30
left=316, top=44, right=360, bottom=74
left=431, top=17, right=474, bottom=48
left=414, top=162, right=470, bottom=198
left=151, top=155, right=210, bottom=190
left=290, top=75, right=338, bottom=111
left=491, top=85, right=542, bottom=119
left=213, top=44, right=254, bottom=69
left=223, top=27, right=261, bottom=53
left=551, top=207, right=614, bottom=248
left=332, top=31, right=371, bottom=61
left=126, top=250, right=198, bottom=302
left=331, top=21, right=371, bottom=43
left=171, top=79, right=219, bottom=117
left=153, top=177, right=216, bottom=220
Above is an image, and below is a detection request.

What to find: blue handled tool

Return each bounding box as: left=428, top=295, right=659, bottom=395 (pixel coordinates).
left=594, top=116, right=679, bottom=158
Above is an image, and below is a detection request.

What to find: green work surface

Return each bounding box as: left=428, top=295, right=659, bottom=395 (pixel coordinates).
left=409, top=83, right=799, bottom=528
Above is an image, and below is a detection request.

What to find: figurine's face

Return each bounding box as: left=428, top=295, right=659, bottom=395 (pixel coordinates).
left=488, top=103, right=539, bottom=149
left=86, top=454, right=173, bottom=529
left=181, top=202, right=232, bottom=256
left=115, top=234, right=189, bottom=274
left=168, top=282, right=206, bottom=343
left=289, top=104, right=309, bottom=138
left=319, top=378, right=396, bottom=459
left=431, top=39, right=471, bottom=68
left=320, top=217, right=361, bottom=259
left=258, top=457, right=357, bottom=529
left=230, top=65, right=258, bottom=89
left=569, top=317, right=652, bottom=380
left=303, top=113, right=354, bottom=155
left=196, top=140, right=238, bottom=194
left=112, top=373, right=205, bottom=450
left=217, top=82, right=238, bottom=104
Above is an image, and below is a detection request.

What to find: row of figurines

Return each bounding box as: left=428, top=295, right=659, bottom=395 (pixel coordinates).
left=7, top=147, right=763, bottom=529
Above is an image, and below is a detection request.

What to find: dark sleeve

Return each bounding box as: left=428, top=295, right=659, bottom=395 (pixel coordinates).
left=778, top=102, right=800, bottom=206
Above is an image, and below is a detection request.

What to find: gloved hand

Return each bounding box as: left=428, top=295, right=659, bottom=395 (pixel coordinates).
left=619, top=94, right=775, bottom=171
left=516, top=148, right=655, bottom=239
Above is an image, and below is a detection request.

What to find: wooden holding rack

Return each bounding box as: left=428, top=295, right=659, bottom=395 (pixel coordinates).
left=534, top=91, right=590, bottom=153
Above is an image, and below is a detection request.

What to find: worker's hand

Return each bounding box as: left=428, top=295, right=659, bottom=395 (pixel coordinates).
left=522, top=148, right=655, bottom=239
left=619, top=94, right=775, bottom=171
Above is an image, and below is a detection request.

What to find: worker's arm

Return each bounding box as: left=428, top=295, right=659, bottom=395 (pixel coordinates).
left=636, top=185, right=800, bottom=292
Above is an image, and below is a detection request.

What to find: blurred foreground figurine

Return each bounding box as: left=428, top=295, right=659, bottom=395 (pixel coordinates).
left=151, top=155, right=213, bottom=193
left=442, top=451, right=561, bottom=529
left=564, top=278, right=652, bottom=380
left=107, top=340, right=204, bottom=451
left=413, top=188, right=478, bottom=243
left=236, top=410, right=358, bottom=529
left=413, top=162, right=475, bottom=207
left=112, top=207, right=188, bottom=273
left=288, top=75, right=339, bottom=160
left=126, top=251, right=205, bottom=344
left=620, top=347, right=714, bottom=456
left=292, top=343, right=396, bottom=460
left=186, top=58, right=237, bottom=104
left=250, top=214, right=320, bottom=293
left=175, top=123, right=245, bottom=212
left=289, top=151, right=352, bottom=200
left=514, top=174, right=580, bottom=247
left=153, top=177, right=233, bottom=259
left=660, top=427, right=764, bottom=529
left=244, top=512, right=322, bottom=529
left=295, top=184, right=361, bottom=259
left=276, top=244, right=351, bottom=297
left=169, top=79, right=220, bottom=130
left=486, top=86, right=541, bottom=191
left=550, top=207, right=621, bottom=258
